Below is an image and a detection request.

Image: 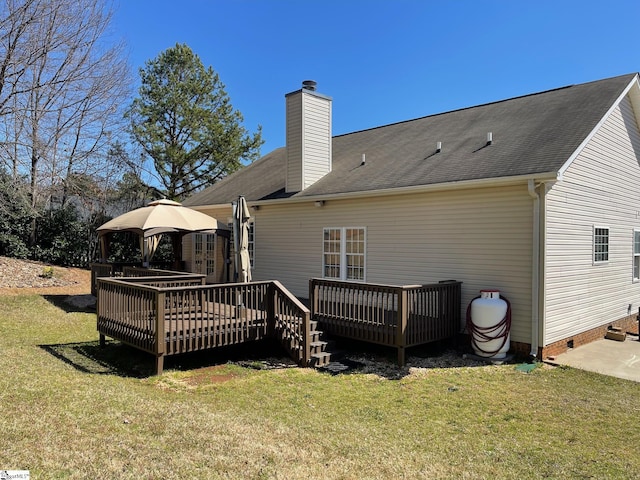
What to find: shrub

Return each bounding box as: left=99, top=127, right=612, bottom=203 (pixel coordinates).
left=40, top=266, right=55, bottom=278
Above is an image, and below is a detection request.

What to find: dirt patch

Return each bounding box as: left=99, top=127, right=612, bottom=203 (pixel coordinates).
left=182, top=365, right=239, bottom=386
left=0, top=256, right=91, bottom=296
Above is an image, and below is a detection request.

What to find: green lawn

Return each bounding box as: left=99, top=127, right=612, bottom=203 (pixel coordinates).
left=1, top=293, right=639, bottom=479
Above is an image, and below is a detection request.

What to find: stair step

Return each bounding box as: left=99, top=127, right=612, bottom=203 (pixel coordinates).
left=310, top=347, right=346, bottom=368
left=310, top=333, right=320, bottom=343
left=309, top=340, right=327, bottom=354
left=321, top=362, right=352, bottom=374
left=310, top=351, right=333, bottom=368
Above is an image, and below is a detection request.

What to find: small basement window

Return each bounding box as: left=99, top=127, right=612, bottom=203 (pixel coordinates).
left=593, top=226, right=609, bottom=264
left=633, top=230, right=640, bottom=281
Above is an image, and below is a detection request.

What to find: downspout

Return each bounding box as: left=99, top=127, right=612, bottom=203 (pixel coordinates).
left=528, top=180, right=540, bottom=359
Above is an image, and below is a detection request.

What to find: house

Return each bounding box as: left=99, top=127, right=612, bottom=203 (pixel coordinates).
left=182, top=73, right=640, bottom=359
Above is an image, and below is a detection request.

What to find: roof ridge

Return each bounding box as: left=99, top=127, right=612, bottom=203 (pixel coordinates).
left=334, top=73, right=638, bottom=139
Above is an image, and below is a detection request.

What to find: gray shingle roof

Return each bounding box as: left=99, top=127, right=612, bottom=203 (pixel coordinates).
left=183, top=73, right=636, bottom=207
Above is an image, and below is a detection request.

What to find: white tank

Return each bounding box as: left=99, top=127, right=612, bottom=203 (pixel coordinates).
left=469, top=290, right=510, bottom=359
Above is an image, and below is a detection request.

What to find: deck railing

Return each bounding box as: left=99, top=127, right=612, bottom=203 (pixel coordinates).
left=309, top=278, right=462, bottom=365
left=121, top=266, right=195, bottom=278
left=90, top=263, right=114, bottom=296
left=271, top=280, right=311, bottom=366
left=97, top=277, right=310, bottom=374
left=90, top=263, right=190, bottom=295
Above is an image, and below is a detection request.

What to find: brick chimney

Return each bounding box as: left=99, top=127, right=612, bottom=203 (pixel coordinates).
left=285, top=80, right=332, bottom=193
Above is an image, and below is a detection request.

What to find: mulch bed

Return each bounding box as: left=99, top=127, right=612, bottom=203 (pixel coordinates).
left=0, top=256, right=90, bottom=294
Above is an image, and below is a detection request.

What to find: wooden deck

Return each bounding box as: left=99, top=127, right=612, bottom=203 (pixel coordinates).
left=97, top=276, right=310, bottom=374
left=96, top=269, right=462, bottom=374
left=310, top=278, right=462, bottom=365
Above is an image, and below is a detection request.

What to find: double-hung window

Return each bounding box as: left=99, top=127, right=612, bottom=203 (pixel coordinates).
left=323, top=227, right=366, bottom=281
left=593, top=226, right=609, bottom=264
left=634, top=230, right=640, bottom=281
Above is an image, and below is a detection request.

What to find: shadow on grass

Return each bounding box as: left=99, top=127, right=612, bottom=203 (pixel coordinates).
left=39, top=330, right=504, bottom=380
left=42, top=294, right=96, bottom=313
left=39, top=340, right=156, bottom=377
left=39, top=338, right=296, bottom=378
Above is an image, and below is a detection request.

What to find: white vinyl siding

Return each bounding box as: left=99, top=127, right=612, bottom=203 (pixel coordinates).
left=285, top=89, right=331, bottom=192
left=301, top=94, right=332, bottom=189
left=545, top=95, right=640, bottom=344
left=285, top=95, right=303, bottom=192
left=252, top=185, right=533, bottom=343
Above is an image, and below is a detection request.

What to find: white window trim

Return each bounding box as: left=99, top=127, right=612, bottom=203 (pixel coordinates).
left=248, top=219, right=255, bottom=268
left=322, top=227, right=367, bottom=282
left=192, top=233, right=217, bottom=275
left=227, top=218, right=256, bottom=268
left=633, top=229, right=640, bottom=282
left=593, top=225, right=610, bottom=265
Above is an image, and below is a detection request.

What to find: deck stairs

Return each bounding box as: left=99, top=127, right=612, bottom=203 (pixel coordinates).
left=308, top=319, right=348, bottom=372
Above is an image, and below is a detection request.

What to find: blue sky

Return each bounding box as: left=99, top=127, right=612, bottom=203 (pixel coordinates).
left=113, top=0, right=640, bottom=158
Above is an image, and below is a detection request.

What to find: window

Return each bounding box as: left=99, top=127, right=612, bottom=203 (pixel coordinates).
left=193, top=233, right=217, bottom=275
left=323, top=227, right=366, bottom=281
left=634, top=230, right=640, bottom=281
left=228, top=221, right=255, bottom=267
left=323, top=228, right=341, bottom=279
left=248, top=222, right=255, bottom=266
left=593, top=227, right=609, bottom=263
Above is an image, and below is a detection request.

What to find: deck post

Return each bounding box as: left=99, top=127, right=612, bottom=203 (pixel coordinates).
left=397, top=347, right=405, bottom=367
left=155, top=290, right=166, bottom=375
left=155, top=355, right=164, bottom=376
left=397, top=287, right=408, bottom=367
left=96, top=279, right=103, bottom=347
left=309, top=279, right=318, bottom=318
left=302, top=309, right=311, bottom=366
left=266, top=282, right=275, bottom=337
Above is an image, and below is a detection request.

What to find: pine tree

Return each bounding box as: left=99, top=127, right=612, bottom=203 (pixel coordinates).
left=126, top=44, right=263, bottom=200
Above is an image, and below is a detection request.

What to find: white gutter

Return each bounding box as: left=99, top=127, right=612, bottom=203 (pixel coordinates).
left=187, top=203, right=231, bottom=212
left=528, top=179, right=540, bottom=359
left=251, top=171, right=560, bottom=208
left=183, top=172, right=560, bottom=211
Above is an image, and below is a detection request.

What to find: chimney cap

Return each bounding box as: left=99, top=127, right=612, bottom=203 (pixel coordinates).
left=302, top=80, right=317, bottom=91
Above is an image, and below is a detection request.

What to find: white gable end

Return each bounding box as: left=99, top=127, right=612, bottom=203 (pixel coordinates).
left=544, top=93, right=640, bottom=345
left=557, top=74, right=640, bottom=180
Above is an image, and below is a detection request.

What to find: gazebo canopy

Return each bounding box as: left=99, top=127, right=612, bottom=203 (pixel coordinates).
left=96, top=199, right=229, bottom=266
left=97, top=199, right=229, bottom=238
